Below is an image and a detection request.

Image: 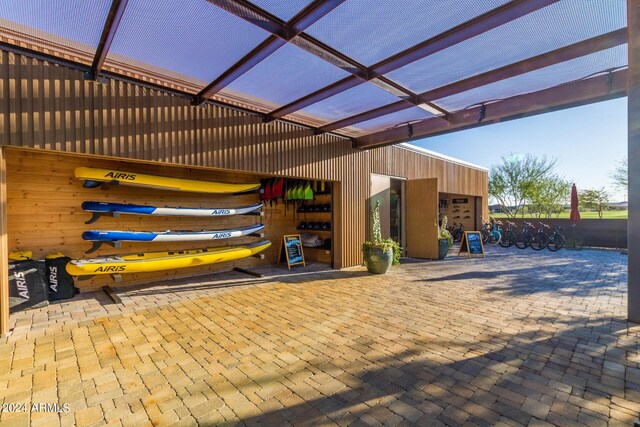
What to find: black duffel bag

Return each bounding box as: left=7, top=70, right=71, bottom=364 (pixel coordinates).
left=9, top=260, right=48, bottom=312
left=45, top=255, right=79, bottom=301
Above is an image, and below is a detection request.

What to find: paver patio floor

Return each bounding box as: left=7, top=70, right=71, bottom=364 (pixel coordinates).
left=1, top=247, right=639, bottom=427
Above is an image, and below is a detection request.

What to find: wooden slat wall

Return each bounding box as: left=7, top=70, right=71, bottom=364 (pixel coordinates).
left=0, top=148, right=8, bottom=335
left=4, top=149, right=273, bottom=290
left=0, top=50, right=488, bottom=271
left=369, top=145, right=488, bottom=197
left=3, top=148, right=334, bottom=291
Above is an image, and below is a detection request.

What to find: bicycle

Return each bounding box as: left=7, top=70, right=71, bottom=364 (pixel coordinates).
left=480, top=221, right=491, bottom=244
left=499, top=220, right=518, bottom=247
left=449, top=222, right=464, bottom=243
left=515, top=221, right=535, bottom=249
left=481, top=219, right=501, bottom=245
left=530, top=222, right=550, bottom=251
left=546, top=225, right=566, bottom=251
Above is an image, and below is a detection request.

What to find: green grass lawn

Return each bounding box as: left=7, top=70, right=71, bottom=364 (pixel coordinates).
left=491, top=210, right=628, bottom=219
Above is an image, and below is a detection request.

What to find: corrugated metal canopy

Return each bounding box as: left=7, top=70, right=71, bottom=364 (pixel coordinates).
left=0, top=0, right=629, bottom=148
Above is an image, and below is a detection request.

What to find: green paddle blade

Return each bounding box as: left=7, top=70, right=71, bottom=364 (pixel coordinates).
left=294, top=182, right=302, bottom=200
left=303, top=181, right=314, bottom=200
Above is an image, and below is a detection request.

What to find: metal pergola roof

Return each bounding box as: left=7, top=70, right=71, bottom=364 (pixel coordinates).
left=0, top=0, right=628, bottom=149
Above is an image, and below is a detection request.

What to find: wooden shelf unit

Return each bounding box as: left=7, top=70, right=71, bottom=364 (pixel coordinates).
left=297, top=184, right=333, bottom=266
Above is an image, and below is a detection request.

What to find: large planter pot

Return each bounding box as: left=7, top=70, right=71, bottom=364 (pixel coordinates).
left=438, top=239, right=450, bottom=260
left=364, top=246, right=393, bottom=274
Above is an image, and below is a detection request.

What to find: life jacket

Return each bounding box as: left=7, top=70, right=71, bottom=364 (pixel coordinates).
left=271, top=178, right=284, bottom=199
left=264, top=178, right=273, bottom=200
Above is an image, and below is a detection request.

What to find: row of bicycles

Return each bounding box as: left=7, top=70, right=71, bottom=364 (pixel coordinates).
left=448, top=220, right=566, bottom=251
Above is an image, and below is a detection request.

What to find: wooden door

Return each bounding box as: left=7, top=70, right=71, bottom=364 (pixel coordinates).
left=406, top=178, right=439, bottom=259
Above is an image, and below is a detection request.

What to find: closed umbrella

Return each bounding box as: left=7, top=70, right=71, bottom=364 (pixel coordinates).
left=570, top=183, right=581, bottom=223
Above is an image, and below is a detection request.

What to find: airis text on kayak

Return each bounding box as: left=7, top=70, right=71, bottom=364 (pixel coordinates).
left=103, top=172, right=136, bottom=180
left=94, top=266, right=126, bottom=273
left=212, top=232, right=233, bottom=239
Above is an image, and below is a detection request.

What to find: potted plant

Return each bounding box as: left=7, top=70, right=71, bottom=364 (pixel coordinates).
left=362, top=201, right=401, bottom=274
left=438, top=215, right=454, bottom=260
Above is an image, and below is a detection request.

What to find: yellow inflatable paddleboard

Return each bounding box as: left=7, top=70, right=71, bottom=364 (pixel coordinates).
left=66, top=240, right=271, bottom=276
left=75, top=167, right=260, bottom=194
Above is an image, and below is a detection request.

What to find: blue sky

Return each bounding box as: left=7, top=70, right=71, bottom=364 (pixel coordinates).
left=412, top=97, right=628, bottom=202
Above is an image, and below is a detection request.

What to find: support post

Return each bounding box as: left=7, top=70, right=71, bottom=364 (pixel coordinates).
left=0, top=148, right=9, bottom=335
left=629, top=0, right=640, bottom=323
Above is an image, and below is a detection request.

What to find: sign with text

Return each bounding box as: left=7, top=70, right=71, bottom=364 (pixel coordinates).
left=452, top=198, right=468, bottom=204
left=279, top=235, right=306, bottom=269
left=457, top=231, right=485, bottom=258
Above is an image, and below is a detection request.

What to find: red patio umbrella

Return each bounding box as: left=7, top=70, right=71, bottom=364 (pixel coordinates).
left=570, top=183, right=581, bottom=223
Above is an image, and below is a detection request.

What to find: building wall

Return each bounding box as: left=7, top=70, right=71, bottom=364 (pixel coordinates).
left=0, top=50, right=488, bottom=269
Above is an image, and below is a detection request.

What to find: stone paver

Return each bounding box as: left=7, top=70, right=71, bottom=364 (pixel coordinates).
left=1, top=246, right=639, bottom=426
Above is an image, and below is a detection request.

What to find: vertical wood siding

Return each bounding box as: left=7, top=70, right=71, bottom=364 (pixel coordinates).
left=0, top=50, right=488, bottom=269
left=0, top=148, right=8, bottom=335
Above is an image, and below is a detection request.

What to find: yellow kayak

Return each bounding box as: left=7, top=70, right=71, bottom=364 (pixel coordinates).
left=75, top=167, right=260, bottom=194
left=66, top=240, right=271, bottom=276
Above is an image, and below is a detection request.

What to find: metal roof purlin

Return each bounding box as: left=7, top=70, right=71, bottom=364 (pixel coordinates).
left=266, top=0, right=558, bottom=120
left=417, top=29, right=628, bottom=103
left=320, top=29, right=628, bottom=132
left=194, top=0, right=347, bottom=105
left=370, top=0, right=560, bottom=77
left=85, top=0, right=129, bottom=81
left=354, top=69, right=628, bottom=149
left=206, top=0, right=444, bottom=120
left=206, top=0, right=286, bottom=37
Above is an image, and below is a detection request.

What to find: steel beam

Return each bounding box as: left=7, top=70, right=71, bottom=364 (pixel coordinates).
left=266, top=59, right=438, bottom=122
left=628, top=0, right=640, bottom=323
left=206, top=0, right=286, bottom=37
left=294, top=33, right=368, bottom=77
left=418, top=28, right=628, bottom=102
left=85, top=0, right=128, bottom=80
left=320, top=100, right=408, bottom=132
left=268, top=0, right=558, bottom=118
left=196, top=0, right=346, bottom=104
left=355, top=69, right=628, bottom=149
left=194, top=36, right=285, bottom=104
left=289, top=0, right=347, bottom=36
left=268, top=75, right=362, bottom=119
left=319, top=29, right=626, bottom=132
left=370, top=0, right=559, bottom=77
